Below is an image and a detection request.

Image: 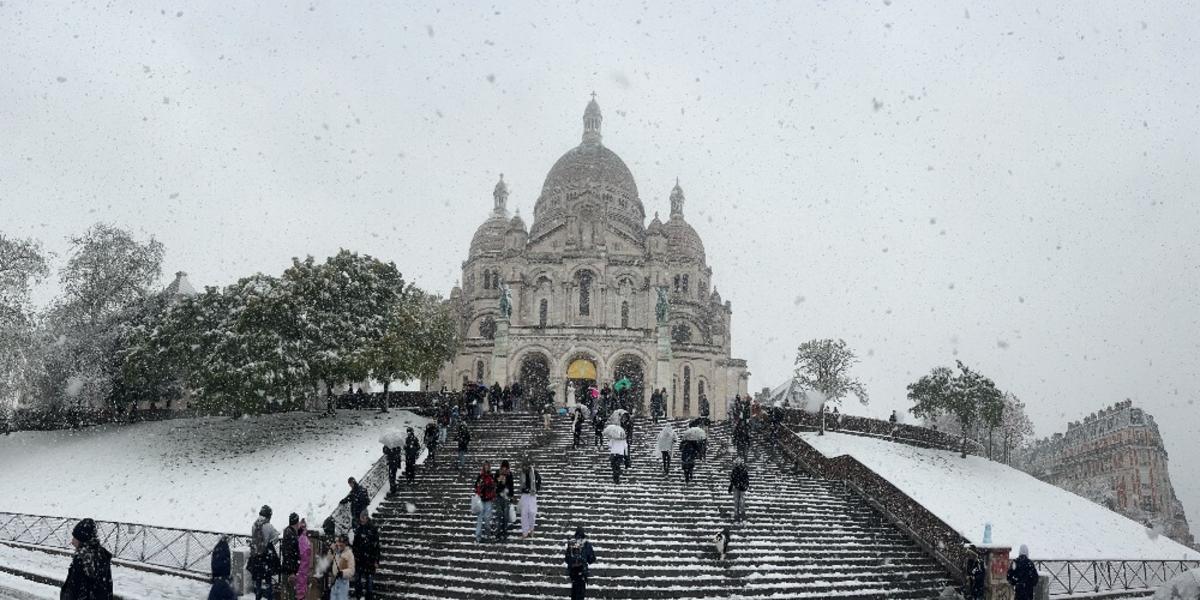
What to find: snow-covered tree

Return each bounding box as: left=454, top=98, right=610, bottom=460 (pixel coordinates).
left=793, top=338, right=869, bottom=435
left=998, top=393, right=1034, bottom=463
left=0, top=234, right=49, bottom=408
left=366, top=286, right=459, bottom=408
left=908, top=361, right=1003, bottom=458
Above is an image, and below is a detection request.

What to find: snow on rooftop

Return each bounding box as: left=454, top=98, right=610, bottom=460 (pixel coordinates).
left=0, top=410, right=428, bottom=533
left=800, top=431, right=1196, bottom=560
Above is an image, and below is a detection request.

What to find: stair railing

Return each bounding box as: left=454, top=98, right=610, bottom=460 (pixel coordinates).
left=1033, top=559, right=1200, bottom=595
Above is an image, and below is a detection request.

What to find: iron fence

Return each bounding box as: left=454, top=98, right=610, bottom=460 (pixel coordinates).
left=327, top=451, right=390, bottom=535
left=0, top=511, right=250, bottom=575
left=1034, top=559, right=1200, bottom=595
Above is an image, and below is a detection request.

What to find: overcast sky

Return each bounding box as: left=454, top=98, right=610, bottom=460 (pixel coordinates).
left=4, top=1, right=1199, bottom=531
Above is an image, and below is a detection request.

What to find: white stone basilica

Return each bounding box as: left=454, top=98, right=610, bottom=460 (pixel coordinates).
left=435, top=97, right=748, bottom=420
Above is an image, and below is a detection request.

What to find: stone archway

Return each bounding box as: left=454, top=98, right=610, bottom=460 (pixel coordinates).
left=519, top=353, right=551, bottom=409
left=612, top=355, right=646, bottom=415
left=564, top=357, right=597, bottom=407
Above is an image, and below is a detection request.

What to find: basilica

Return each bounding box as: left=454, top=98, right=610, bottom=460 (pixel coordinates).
left=435, top=97, right=748, bottom=420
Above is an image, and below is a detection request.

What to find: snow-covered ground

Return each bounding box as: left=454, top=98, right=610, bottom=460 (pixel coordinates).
left=0, top=544, right=213, bottom=600
left=0, top=410, right=428, bottom=533
left=800, top=431, right=1197, bottom=560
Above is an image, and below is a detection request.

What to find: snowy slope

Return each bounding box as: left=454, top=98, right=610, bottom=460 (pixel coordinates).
left=0, top=411, right=428, bottom=533
left=800, top=431, right=1196, bottom=560
left=0, top=544, right=212, bottom=600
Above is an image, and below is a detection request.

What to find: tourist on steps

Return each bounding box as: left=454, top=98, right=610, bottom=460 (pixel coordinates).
left=592, top=407, right=606, bottom=448
left=733, top=420, right=751, bottom=458
left=681, top=437, right=699, bottom=484
left=572, top=407, right=585, bottom=448
left=519, top=458, right=543, bottom=538
left=327, top=534, right=355, bottom=600
left=208, top=536, right=235, bottom=600
left=338, top=478, right=370, bottom=524
left=543, top=395, right=556, bottom=431
left=383, top=442, right=401, bottom=496
left=1007, top=545, right=1039, bottom=600
left=424, top=420, right=440, bottom=465
left=656, top=423, right=678, bottom=477
left=61, top=518, right=113, bottom=600
left=494, top=460, right=516, bottom=541
left=565, top=527, right=597, bottom=600
left=456, top=422, right=472, bottom=471
left=474, top=461, right=498, bottom=543
left=729, top=457, right=750, bottom=522
left=620, top=411, right=634, bottom=469
left=352, top=512, right=379, bottom=600
left=963, top=545, right=985, bottom=600
left=605, top=422, right=628, bottom=484
left=280, top=513, right=300, bottom=600
left=403, top=427, right=421, bottom=484
left=248, top=506, right=280, bottom=600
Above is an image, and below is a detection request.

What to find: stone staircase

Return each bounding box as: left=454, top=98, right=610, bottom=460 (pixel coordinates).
left=373, top=411, right=954, bottom=599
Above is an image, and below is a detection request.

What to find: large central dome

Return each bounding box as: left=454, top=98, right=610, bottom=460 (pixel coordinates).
left=529, top=98, right=646, bottom=243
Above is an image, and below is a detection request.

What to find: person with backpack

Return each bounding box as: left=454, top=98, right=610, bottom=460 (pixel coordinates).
left=564, top=527, right=597, bottom=600
left=424, top=421, right=440, bottom=465
left=656, top=423, right=678, bottom=478
left=456, top=421, right=472, bottom=471
left=494, top=460, right=516, bottom=542
left=338, top=478, right=370, bottom=524
left=403, top=427, right=422, bottom=484
left=62, top=518, right=113, bottom=600
left=729, top=457, right=750, bottom=522
left=249, top=506, right=280, bottom=600
left=473, top=461, right=497, bottom=543
left=1007, top=544, right=1039, bottom=600
left=280, top=513, right=300, bottom=600
left=327, top=534, right=355, bottom=600
left=519, top=458, right=543, bottom=538
left=352, top=512, right=379, bottom=600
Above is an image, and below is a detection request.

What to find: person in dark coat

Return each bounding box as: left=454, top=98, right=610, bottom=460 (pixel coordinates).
left=729, top=457, right=750, bottom=522
left=403, top=427, right=421, bottom=484
left=384, top=443, right=401, bottom=495
left=620, top=412, right=634, bottom=469
left=339, top=478, right=370, bottom=523
left=489, top=382, right=503, bottom=413
left=963, top=546, right=986, bottom=600
left=424, top=421, right=440, bottom=465
left=1007, top=544, right=1039, bottom=600
left=280, top=512, right=300, bottom=598
left=61, top=518, right=113, bottom=600
left=456, top=422, right=472, bottom=471
left=352, top=512, right=380, bottom=600
left=208, top=536, right=237, bottom=600
left=494, top=460, right=516, bottom=541
left=733, top=421, right=751, bottom=458
left=572, top=407, right=585, bottom=449
left=681, top=438, right=699, bottom=484
left=564, top=526, right=597, bottom=600
left=592, top=408, right=606, bottom=448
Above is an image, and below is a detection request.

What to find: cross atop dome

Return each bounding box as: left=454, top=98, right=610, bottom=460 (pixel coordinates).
left=582, top=94, right=603, bottom=146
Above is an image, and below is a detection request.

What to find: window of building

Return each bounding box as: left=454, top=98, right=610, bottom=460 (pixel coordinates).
left=621, top=301, right=629, bottom=328
left=579, top=271, right=593, bottom=316
left=539, top=299, right=548, bottom=327
left=683, top=366, right=691, bottom=413
left=475, top=361, right=484, bottom=383
left=671, top=322, right=692, bottom=343
left=673, top=274, right=681, bottom=292
left=480, top=316, right=496, bottom=339
left=682, top=274, right=689, bottom=294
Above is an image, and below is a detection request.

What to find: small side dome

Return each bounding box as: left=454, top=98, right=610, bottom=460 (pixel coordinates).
left=710, top=286, right=722, bottom=305
left=509, top=211, right=527, bottom=232
left=647, top=211, right=667, bottom=236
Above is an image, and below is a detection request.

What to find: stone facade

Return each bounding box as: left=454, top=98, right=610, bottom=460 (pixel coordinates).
left=433, top=98, right=749, bottom=419
left=1019, top=400, right=1194, bottom=546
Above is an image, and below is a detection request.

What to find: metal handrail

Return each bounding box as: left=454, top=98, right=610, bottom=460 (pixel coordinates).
left=1033, top=559, right=1199, bottom=595
left=0, top=511, right=249, bottom=575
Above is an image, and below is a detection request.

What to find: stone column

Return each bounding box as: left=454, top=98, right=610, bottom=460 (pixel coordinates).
left=491, top=318, right=510, bottom=387
left=655, top=323, right=673, bottom=417
left=981, top=545, right=1011, bottom=600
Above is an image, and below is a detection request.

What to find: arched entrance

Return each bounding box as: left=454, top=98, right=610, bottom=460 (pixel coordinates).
left=519, top=354, right=551, bottom=409
left=612, top=355, right=646, bottom=414
left=565, top=358, right=597, bottom=407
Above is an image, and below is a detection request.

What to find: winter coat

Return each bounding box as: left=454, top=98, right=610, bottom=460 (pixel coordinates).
left=383, top=445, right=401, bottom=467
left=280, top=525, right=300, bottom=575
left=965, top=555, right=986, bottom=598
left=564, top=538, right=596, bottom=581
left=61, top=540, right=113, bottom=600
left=681, top=439, right=699, bottom=465
left=210, top=537, right=232, bottom=580
left=474, top=471, right=498, bottom=502
left=207, top=579, right=237, bottom=600
left=656, top=425, right=678, bottom=453
left=352, top=521, right=380, bottom=575
left=520, top=466, right=543, bottom=495
left=404, top=433, right=421, bottom=462
left=250, top=516, right=280, bottom=556
left=573, top=411, right=585, bottom=433
left=1007, top=555, right=1039, bottom=600
left=329, top=546, right=355, bottom=580
left=340, top=484, right=370, bottom=517
left=297, top=527, right=312, bottom=581
left=424, top=423, right=439, bottom=448
left=729, top=463, right=750, bottom=492
left=699, top=395, right=711, bottom=417
left=495, top=469, right=515, bottom=500
left=457, top=425, right=471, bottom=450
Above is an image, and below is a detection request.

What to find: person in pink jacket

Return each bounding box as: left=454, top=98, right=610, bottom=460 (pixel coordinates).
left=295, top=519, right=311, bottom=600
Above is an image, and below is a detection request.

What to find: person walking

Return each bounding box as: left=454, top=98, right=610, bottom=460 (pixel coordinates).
left=352, top=512, right=379, bottom=600
left=605, top=422, right=628, bottom=484
left=208, top=536, right=235, bottom=600
left=1007, top=544, right=1039, bottom=600
left=681, top=438, right=698, bottom=485
left=327, top=534, right=355, bottom=600
left=280, top=513, right=300, bottom=600
left=249, top=506, right=280, bottom=600
left=572, top=407, right=585, bottom=448
left=474, top=461, right=498, bottom=543
left=656, top=423, right=677, bottom=478
left=729, top=457, right=750, bottom=522
left=424, top=421, right=440, bottom=466
left=456, top=421, right=472, bottom=471
left=383, top=442, right=401, bottom=496
left=564, top=527, right=597, bottom=600
left=543, top=397, right=555, bottom=431
left=338, top=478, right=370, bottom=523
left=295, top=520, right=312, bottom=600
left=403, top=427, right=422, bottom=484
left=519, top=459, right=543, bottom=538
left=620, top=411, right=634, bottom=469
left=733, top=421, right=751, bottom=458
left=494, top=460, right=515, bottom=542
left=592, top=408, right=606, bottom=448
left=61, top=518, right=113, bottom=600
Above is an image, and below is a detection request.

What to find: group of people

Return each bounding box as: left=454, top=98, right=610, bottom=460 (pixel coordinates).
left=471, top=458, right=544, bottom=543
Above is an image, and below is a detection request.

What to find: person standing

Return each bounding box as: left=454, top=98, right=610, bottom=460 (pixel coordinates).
left=572, top=407, right=585, bottom=448
left=605, top=423, right=628, bottom=484
left=280, top=513, right=300, bottom=600
left=403, top=427, right=421, bottom=484
left=698, top=393, right=710, bottom=419
left=424, top=421, right=440, bottom=465
left=656, top=423, right=678, bottom=477
left=729, top=457, right=750, bottom=522
left=1007, top=545, right=1039, bottom=600
left=456, top=421, right=472, bottom=471
left=327, top=534, right=355, bottom=600
left=963, top=546, right=986, bottom=600
left=592, top=408, right=606, bottom=448
left=61, top=518, right=113, bottom=600
left=733, top=421, right=751, bottom=458
left=352, top=512, right=379, bottom=600
left=338, top=478, right=370, bottom=524
left=209, top=536, right=235, bottom=600
left=681, top=438, right=698, bottom=485
left=494, top=461, right=515, bottom=542
left=474, top=461, right=497, bottom=543
left=249, top=506, right=280, bottom=600
left=519, top=459, right=543, bottom=538
left=620, top=411, right=634, bottom=469
left=564, top=527, right=596, bottom=600
left=543, top=396, right=555, bottom=431
left=295, top=520, right=312, bottom=600
left=383, top=443, right=401, bottom=495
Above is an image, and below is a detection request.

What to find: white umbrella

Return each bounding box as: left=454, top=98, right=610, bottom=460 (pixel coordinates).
left=603, top=424, right=627, bottom=440
left=608, top=408, right=629, bottom=425
left=681, top=426, right=708, bottom=442
left=379, top=430, right=405, bottom=449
